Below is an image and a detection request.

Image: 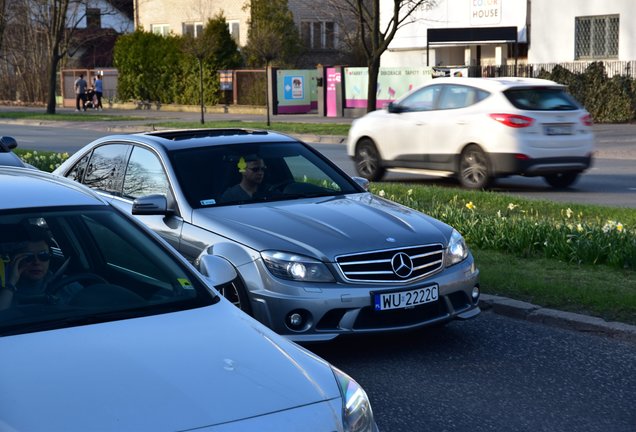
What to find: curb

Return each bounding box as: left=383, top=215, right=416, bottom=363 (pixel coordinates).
left=480, top=294, right=636, bottom=344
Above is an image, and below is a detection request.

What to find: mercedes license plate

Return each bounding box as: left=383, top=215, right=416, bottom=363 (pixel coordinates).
left=373, top=285, right=439, bottom=311
left=544, top=124, right=573, bottom=135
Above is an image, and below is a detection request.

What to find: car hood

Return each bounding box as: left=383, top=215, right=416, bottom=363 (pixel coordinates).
left=193, top=193, right=451, bottom=259
left=0, top=305, right=340, bottom=431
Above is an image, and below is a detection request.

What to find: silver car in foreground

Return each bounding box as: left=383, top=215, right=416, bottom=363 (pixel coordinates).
left=0, top=167, right=377, bottom=431
left=54, top=129, right=480, bottom=342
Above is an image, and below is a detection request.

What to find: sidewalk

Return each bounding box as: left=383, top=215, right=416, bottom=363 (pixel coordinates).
left=2, top=104, right=636, bottom=344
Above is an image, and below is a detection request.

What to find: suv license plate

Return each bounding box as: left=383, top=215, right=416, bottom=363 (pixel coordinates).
left=544, top=124, right=573, bottom=135
left=373, top=285, right=439, bottom=311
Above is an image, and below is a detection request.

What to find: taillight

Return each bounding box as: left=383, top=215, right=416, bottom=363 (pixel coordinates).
left=581, top=114, right=593, bottom=126
left=489, top=113, right=534, bottom=128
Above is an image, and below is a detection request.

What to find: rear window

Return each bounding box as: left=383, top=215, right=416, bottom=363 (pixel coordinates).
left=504, top=87, right=582, bottom=111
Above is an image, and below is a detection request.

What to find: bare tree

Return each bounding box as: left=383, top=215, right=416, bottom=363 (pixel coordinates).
left=331, top=0, right=436, bottom=112
left=0, top=0, right=7, bottom=51
left=0, top=0, right=123, bottom=113
left=29, top=0, right=89, bottom=114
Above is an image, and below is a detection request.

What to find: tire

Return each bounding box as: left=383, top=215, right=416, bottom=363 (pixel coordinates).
left=218, top=277, right=252, bottom=315
left=354, top=138, right=386, bottom=181
left=458, top=145, right=491, bottom=189
left=544, top=172, right=579, bottom=189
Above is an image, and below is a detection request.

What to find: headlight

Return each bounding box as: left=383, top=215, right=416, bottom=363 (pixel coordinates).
left=332, top=366, right=377, bottom=432
left=445, top=229, right=469, bottom=267
left=261, top=251, right=334, bottom=282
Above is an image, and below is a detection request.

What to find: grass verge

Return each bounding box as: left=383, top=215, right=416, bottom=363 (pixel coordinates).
left=475, top=248, right=636, bottom=325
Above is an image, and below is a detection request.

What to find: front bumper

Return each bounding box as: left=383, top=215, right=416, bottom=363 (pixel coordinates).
left=237, top=255, right=481, bottom=342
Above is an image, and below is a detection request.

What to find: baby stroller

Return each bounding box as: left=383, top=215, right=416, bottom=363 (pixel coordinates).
left=85, top=88, right=98, bottom=109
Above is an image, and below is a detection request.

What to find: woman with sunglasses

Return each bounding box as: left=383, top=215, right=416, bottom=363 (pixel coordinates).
left=0, top=237, right=79, bottom=310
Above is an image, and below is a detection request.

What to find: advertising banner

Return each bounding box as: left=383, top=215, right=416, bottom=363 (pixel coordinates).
left=276, top=70, right=318, bottom=114
left=326, top=68, right=341, bottom=117
left=344, top=67, right=433, bottom=109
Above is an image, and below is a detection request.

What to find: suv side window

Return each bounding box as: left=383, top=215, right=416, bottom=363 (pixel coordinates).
left=438, top=85, right=474, bottom=109
left=83, top=144, right=130, bottom=195
left=122, top=146, right=169, bottom=199
left=437, top=85, right=488, bottom=110
left=399, top=85, right=442, bottom=112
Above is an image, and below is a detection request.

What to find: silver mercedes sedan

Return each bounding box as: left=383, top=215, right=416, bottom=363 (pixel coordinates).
left=53, top=129, right=480, bottom=342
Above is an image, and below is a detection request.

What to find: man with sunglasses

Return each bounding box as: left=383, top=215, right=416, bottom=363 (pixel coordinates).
left=221, top=154, right=268, bottom=203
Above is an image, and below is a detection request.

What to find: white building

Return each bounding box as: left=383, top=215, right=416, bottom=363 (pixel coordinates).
left=381, top=0, right=635, bottom=71
left=528, top=0, right=636, bottom=63
left=381, top=0, right=528, bottom=68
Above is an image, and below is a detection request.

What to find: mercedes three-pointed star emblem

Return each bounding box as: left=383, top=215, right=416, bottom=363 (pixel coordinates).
left=391, top=252, right=414, bottom=278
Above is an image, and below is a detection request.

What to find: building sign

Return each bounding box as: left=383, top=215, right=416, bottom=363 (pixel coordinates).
left=387, top=0, right=527, bottom=47
left=470, top=0, right=502, bottom=25
left=219, top=70, right=233, bottom=91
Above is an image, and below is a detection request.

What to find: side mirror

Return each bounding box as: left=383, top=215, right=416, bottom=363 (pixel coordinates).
left=132, top=194, right=169, bottom=215
left=197, top=254, right=238, bottom=286
left=387, top=102, right=402, bottom=114
left=351, top=176, right=370, bottom=191
left=0, top=136, right=18, bottom=153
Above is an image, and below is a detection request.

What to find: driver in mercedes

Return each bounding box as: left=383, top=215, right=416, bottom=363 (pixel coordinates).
left=0, top=228, right=80, bottom=310
left=221, top=154, right=267, bottom=202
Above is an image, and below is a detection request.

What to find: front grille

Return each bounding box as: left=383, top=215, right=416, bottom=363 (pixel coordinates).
left=336, top=244, right=444, bottom=283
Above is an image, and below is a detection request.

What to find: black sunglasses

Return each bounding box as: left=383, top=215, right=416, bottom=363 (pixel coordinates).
left=21, top=251, right=51, bottom=264
left=248, top=166, right=267, bottom=172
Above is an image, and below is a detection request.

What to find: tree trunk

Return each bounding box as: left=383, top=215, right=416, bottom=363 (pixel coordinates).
left=46, top=55, right=59, bottom=114
left=366, top=57, right=380, bottom=113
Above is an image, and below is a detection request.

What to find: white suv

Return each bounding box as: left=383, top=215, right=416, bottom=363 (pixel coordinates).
left=346, top=77, right=595, bottom=189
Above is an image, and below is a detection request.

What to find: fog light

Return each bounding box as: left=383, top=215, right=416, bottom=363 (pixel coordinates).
left=286, top=310, right=310, bottom=331
left=472, top=286, right=480, bottom=300
left=289, top=313, right=303, bottom=327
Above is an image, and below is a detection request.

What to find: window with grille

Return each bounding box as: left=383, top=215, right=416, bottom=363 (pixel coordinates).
left=575, top=15, right=619, bottom=59
left=301, top=21, right=338, bottom=50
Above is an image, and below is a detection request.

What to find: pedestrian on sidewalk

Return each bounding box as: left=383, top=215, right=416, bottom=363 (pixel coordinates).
left=74, top=74, right=87, bottom=112
left=93, top=74, right=103, bottom=111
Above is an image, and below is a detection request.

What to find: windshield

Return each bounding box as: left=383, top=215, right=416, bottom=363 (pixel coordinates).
left=0, top=207, right=215, bottom=336
left=169, top=141, right=362, bottom=208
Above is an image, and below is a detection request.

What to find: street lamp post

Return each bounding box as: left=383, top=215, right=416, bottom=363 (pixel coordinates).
left=198, top=57, right=204, bottom=125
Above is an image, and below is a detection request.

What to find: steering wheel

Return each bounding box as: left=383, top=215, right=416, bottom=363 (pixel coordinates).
left=266, top=179, right=293, bottom=193
left=46, top=273, right=108, bottom=296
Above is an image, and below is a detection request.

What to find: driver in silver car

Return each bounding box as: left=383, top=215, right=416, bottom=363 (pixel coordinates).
left=221, top=154, right=267, bottom=202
